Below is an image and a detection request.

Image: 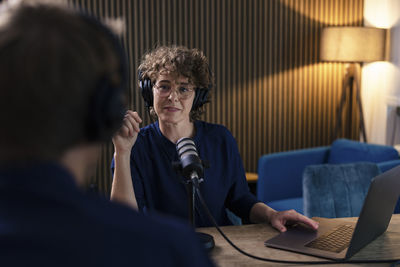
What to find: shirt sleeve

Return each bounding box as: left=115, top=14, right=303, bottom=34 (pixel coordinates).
left=223, top=130, right=259, bottom=221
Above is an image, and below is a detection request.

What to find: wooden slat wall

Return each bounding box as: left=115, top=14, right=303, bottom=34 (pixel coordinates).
left=70, top=0, right=364, bottom=195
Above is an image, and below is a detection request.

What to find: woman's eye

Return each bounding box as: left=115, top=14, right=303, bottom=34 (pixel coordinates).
left=179, top=87, right=189, bottom=93
left=159, top=85, right=170, bottom=91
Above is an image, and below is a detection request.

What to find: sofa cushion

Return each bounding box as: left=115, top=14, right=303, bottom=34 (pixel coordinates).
left=267, top=197, right=303, bottom=214
left=328, top=139, right=399, bottom=164
left=302, top=162, right=380, bottom=218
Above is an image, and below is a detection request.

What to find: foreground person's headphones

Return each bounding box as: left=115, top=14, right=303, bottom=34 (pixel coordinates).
left=83, top=14, right=128, bottom=142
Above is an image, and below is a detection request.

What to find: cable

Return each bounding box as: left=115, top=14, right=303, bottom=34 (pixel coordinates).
left=195, top=187, right=400, bottom=265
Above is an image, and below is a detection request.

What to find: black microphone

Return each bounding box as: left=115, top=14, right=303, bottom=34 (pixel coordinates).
left=175, top=137, right=204, bottom=182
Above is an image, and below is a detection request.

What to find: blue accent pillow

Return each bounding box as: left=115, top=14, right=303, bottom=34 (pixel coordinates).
left=303, top=162, right=380, bottom=218
left=328, top=139, right=399, bottom=164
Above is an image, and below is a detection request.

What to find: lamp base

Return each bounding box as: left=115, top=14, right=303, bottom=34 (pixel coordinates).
left=197, top=232, right=215, bottom=252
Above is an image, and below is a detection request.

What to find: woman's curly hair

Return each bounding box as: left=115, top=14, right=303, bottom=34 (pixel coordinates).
left=138, top=45, right=214, bottom=121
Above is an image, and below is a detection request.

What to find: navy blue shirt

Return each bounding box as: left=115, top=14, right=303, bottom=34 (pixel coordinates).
left=0, top=162, right=214, bottom=267
left=112, top=121, right=258, bottom=227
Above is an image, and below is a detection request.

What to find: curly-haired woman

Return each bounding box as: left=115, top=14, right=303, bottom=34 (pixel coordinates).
left=110, top=45, right=318, bottom=231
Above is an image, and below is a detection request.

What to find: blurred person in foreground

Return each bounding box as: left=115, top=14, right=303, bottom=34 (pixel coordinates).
left=0, top=1, right=214, bottom=266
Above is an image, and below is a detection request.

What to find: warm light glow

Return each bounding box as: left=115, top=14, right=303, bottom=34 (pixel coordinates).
left=362, top=62, right=400, bottom=105
left=362, top=62, right=391, bottom=97
left=320, top=27, right=389, bottom=62
left=362, top=0, right=400, bottom=145
left=364, top=0, right=400, bottom=28
left=361, top=62, right=394, bottom=143
left=280, top=0, right=362, bottom=25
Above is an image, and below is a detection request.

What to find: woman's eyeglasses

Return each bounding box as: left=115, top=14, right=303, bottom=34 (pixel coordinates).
left=153, top=83, right=195, bottom=99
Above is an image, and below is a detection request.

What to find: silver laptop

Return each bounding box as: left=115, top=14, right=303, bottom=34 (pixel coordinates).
left=265, top=165, right=400, bottom=260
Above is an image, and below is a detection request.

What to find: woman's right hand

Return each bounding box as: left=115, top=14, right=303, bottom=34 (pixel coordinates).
left=112, top=110, right=142, bottom=155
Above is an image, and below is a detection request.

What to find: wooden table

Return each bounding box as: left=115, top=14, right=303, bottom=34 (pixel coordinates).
left=198, top=214, right=400, bottom=266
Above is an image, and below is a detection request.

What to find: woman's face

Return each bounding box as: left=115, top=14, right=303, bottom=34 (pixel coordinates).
left=152, top=71, right=195, bottom=125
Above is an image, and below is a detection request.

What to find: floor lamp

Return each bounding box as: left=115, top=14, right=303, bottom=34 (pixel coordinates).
left=320, top=27, right=389, bottom=142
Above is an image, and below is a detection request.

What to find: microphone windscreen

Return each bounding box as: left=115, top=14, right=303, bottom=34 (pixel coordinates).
left=176, top=137, right=199, bottom=159
left=176, top=137, right=203, bottom=179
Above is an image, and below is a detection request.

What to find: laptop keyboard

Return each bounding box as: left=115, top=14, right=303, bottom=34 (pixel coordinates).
left=305, top=224, right=354, bottom=253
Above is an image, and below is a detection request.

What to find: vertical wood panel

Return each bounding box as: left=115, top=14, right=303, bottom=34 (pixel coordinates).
left=70, top=0, right=364, bottom=196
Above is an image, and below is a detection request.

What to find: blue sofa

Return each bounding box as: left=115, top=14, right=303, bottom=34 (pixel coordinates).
left=256, top=139, right=400, bottom=214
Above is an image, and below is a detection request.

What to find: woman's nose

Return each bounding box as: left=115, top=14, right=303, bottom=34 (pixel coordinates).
left=167, top=89, right=179, bottom=101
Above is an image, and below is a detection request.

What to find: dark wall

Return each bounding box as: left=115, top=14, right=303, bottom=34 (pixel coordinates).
left=70, top=0, right=364, bottom=195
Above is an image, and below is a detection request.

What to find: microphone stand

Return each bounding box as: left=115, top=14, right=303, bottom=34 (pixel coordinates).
left=186, top=171, right=215, bottom=252
left=174, top=137, right=215, bottom=251
left=188, top=172, right=197, bottom=226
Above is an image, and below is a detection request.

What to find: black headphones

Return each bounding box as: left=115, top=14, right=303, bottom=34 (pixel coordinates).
left=83, top=14, right=127, bottom=142
left=138, top=70, right=211, bottom=110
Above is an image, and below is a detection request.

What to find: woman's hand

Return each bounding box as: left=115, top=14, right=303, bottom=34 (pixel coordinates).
left=269, top=209, right=319, bottom=232
left=112, top=110, right=142, bottom=155
left=250, top=203, right=319, bottom=232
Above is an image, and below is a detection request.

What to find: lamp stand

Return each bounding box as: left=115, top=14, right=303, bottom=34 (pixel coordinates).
left=334, top=63, right=367, bottom=142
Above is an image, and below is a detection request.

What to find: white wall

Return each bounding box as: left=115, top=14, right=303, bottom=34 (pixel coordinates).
left=363, top=0, right=400, bottom=145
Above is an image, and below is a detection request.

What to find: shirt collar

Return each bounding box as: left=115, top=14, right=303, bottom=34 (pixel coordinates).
left=153, top=120, right=202, bottom=145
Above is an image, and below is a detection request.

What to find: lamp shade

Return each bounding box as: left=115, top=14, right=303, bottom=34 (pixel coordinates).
left=320, top=27, right=388, bottom=62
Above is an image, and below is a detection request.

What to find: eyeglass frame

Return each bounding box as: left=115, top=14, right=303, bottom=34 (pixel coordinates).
left=153, top=82, right=196, bottom=100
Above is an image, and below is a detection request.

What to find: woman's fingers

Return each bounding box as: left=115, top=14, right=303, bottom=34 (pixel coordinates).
left=125, top=111, right=142, bottom=132
left=270, top=209, right=319, bottom=233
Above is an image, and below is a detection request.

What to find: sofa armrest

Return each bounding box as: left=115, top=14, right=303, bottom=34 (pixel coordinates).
left=377, top=159, right=400, bottom=173
left=377, top=159, right=400, bottom=214
left=257, top=146, right=330, bottom=203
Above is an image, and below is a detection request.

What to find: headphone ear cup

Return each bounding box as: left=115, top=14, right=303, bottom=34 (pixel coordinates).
left=138, top=71, right=153, bottom=107
left=192, top=87, right=210, bottom=110
left=79, top=13, right=128, bottom=142
left=192, top=65, right=212, bottom=110
left=87, top=77, right=125, bottom=141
